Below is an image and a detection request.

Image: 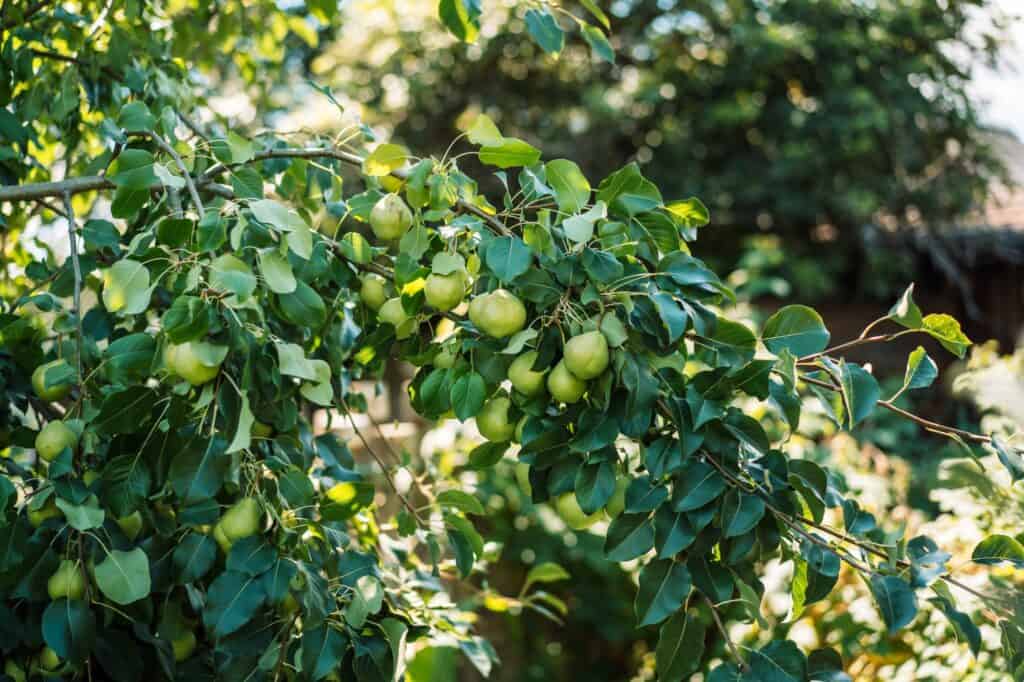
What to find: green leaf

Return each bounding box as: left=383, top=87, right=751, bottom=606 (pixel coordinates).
left=339, top=232, right=374, bottom=264
left=582, top=245, right=623, bottom=283
left=922, top=313, right=971, bottom=358
left=839, top=361, right=880, bottom=428
left=227, top=393, right=255, bottom=454
left=152, top=162, right=185, bottom=190
left=94, top=548, right=152, bottom=605
left=672, top=460, right=727, bottom=512
left=93, top=386, right=157, bottom=434
left=276, top=342, right=317, bottom=380
left=655, top=609, right=706, bottom=681
left=102, top=259, right=151, bottom=315
left=972, top=534, right=1024, bottom=567
left=104, top=333, right=156, bottom=384
left=564, top=201, right=607, bottom=245
left=467, top=114, right=503, bottom=146
left=362, top=143, right=408, bottom=176
left=888, top=283, right=923, bottom=329
left=761, top=305, right=830, bottom=358
left=523, top=562, right=570, bottom=592
left=172, top=533, right=217, bottom=584
left=437, top=489, right=485, bottom=515
left=468, top=441, right=507, bottom=469
left=110, top=149, right=157, bottom=189
left=345, top=574, right=383, bottom=628
left=259, top=249, right=297, bottom=294
left=600, top=313, right=628, bottom=347
left=575, top=458, right=616, bottom=514
left=596, top=163, right=662, bottom=217
left=42, top=598, right=96, bottom=663
left=479, top=138, right=542, bottom=168
left=483, top=235, right=533, bottom=282
left=545, top=159, right=591, bottom=213
left=720, top=490, right=765, bottom=538
left=451, top=372, right=487, bottom=421
left=525, top=8, right=565, bottom=55
left=748, top=640, right=806, bottom=681
left=664, top=197, right=709, bottom=228
left=929, top=596, right=982, bottom=656
left=581, top=24, right=615, bottom=64
left=438, top=0, right=480, bottom=42
left=203, top=570, right=268, bottom=638
left=162, top=295, right=211, bottom=343
left=225, top=131, right=254, bottom=163
left=249, top=199, right=309, bottom=232
left=870, top=575, right=918, bottom=634
left=210, top=253, right=257, bottom=300
left=635, top=559, right=691, bottom=627
left=652, top=292, right=689, bottom=345
left=901, top=346, right=937, bottom=392
left=705, top=318, right=757, bottom=366
left=169, top=436, right=228, bottom=503
left=807, top=648, right=852, bottom=682
left=579, top=0, right=610, bottom=29
left=654, top=504, right=697, bottom=558
left=604, top=512, right=654, bottom=562
left=301, top=624, right=349, bottom=680
left=991, top=436, right=1024, bottom=482
left=55, top=496, right=105, bottom=531
left=279, top=280, right=327, bottom=327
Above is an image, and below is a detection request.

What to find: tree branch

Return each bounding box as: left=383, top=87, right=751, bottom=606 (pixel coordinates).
left=63, top=191, right=83, bottom=388
left=200, top=146, right=512, bottom=236
left=1, top=145, right=512, bottom=236
left=1, top=0, right=53, bottom=29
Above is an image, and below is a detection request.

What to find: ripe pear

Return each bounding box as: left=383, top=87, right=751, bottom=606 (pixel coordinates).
left=360, top=273, right=389, bottom=310
left=476, top=396, right=516, bottom=442
left=369, top=194, right=412, bottom=240
left=35, top=421, right=77, bottom=462
left=563, top=331, right=609, bottom=380
left=555, top=492, right=604, bottom=531
left=379, top=297, right=417, bottom=339
left=47, top=560, right=86, bottom=600
left=32, top=360, right=73, bottom=401
left=507, top=351, right=546, bottom=396
left=547, top=360, right=586, bottom=404
left=468, top=289, right=526, bottom=338
left=424, top=271, right=467, bottom=311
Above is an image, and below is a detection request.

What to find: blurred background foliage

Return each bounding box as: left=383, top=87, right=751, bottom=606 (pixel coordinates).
left=300, top=0, right=1014, bottom=299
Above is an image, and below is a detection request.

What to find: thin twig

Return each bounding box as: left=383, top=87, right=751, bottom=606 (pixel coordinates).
left=794, top=371, right=991, bottom=444
left=704, top=593, right=748, bottom=672
left=175, top=108, right=209, bottom=141
left=340, top=400, right=424, bottom=526
left=137, top=131, right=205, bottom=215
left=63, top=191, right=83, bottom=387
left=273, top=614, right=299, bottom=681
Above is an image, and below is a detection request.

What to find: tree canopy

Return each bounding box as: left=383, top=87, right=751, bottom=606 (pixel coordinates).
left=1, top=2, right=1022, bottom=681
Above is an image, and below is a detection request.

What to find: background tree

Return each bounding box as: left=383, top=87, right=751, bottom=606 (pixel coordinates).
left=321, top=0, right=1012, bottom=295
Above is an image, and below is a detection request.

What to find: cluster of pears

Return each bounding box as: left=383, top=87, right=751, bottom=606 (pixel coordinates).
left=364, top=193, right=475, bottom=338
left=474, top=328, right=610, bottom=445
left=365, top=193, right=622, bottom=530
